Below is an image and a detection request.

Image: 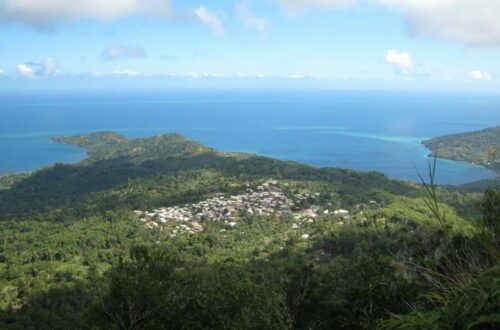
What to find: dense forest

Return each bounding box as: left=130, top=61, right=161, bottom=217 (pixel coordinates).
left=0, top=132, right=498, bottom=329
left=422, top=126, right=500, bottom=170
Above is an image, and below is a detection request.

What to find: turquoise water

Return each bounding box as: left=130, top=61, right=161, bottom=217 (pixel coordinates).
left=0, top=90, right=498, bottom=184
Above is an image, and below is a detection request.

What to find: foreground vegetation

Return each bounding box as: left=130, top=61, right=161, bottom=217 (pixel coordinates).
left=0, top=132, right=498, bottom=329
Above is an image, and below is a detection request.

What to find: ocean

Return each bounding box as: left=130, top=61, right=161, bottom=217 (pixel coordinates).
left=0, top=89, right=498, bottom=185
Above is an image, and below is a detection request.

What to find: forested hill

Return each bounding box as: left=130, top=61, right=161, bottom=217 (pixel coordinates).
left=52, top=131, right=213, bottom=162
left=422, top=126, right=500, bottom=170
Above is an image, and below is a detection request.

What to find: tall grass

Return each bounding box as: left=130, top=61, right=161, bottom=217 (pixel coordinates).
left=416, top=156, right=448, bottom=234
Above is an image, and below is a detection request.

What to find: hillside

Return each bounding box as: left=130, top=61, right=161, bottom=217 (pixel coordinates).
left=422, top=126, right=500, bottom=171
left=0, top=132, right=498, bottom=330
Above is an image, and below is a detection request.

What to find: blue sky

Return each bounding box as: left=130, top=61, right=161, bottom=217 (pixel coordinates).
left=1, top=0, right=500, bottom=91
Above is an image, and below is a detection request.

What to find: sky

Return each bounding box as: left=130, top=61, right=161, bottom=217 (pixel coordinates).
left=0, top=0, right=500, bottom=91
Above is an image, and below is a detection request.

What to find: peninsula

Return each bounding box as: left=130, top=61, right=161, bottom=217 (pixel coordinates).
left=422, top=126, right=500, bottom=171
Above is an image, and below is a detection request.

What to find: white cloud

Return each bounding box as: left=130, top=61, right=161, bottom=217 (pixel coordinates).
left=37, top=57, right=58, bottom=76
left=236, top=73, right=266, bottom=78
left=0, top=67, right=4, bottom=76
left=276, top=0, right=356, bottom=14
left=113, top=70, right=141, bottom=77
left=0, top=0, right=171, bottom=29
left=385, top=49, right=413, bottom=74
left=236, top=1, right=268, bottom=33
left=102, top=45, right=146, bottom=60
left=469, top=70, right=493, bottom=81
left=86, top=71, right=227, bottom=79
left=194, top=6, right=224, bottom=35
left=17, top=63, right=36, bottom=78
left=380, top=0, right=500, bottom=47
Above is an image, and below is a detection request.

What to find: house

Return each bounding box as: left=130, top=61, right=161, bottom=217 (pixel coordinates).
left=310, top=205, right=321, bottom=212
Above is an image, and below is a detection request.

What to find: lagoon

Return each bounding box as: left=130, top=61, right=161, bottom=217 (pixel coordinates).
left=0, top=89, right=498, bottom=184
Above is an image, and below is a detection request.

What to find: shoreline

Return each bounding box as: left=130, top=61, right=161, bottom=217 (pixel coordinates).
left=420, top=140, right=497, bottom=171
left=0, top=132, right=497, bottom=186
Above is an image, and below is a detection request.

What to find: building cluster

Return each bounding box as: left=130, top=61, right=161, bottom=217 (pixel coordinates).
left=136, top=180, right=292, bottom=232
left=135, top=179, right=351, bottom=236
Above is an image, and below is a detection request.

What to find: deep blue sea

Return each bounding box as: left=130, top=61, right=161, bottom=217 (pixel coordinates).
left=0, top=89, right=498, bottom=185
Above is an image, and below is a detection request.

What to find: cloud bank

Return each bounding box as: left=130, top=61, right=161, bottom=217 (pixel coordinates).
left=0, top=0, right=170, bottom=29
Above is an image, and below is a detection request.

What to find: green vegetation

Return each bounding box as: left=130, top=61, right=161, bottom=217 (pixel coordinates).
left=0, top=132, right=498, bottom=329
left=0, top=173, right=30, bottom=190
left=422, top=126, right=500, bottom=171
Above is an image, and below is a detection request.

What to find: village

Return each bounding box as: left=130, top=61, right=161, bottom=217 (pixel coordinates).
left=134, top=180, right=352, bottom=237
